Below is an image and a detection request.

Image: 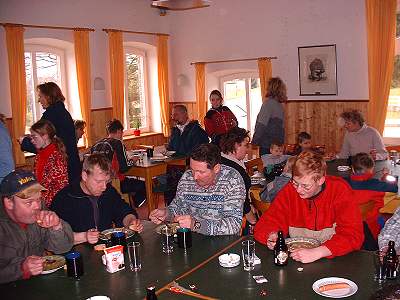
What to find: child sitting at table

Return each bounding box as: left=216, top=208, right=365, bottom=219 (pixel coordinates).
left=293, top=131, right=312, bottom=155
left=261, top=142, right=291, bottom=181
left=260, top=156, right=296, bottom=202
left=344, top=152, right=398, bottom=249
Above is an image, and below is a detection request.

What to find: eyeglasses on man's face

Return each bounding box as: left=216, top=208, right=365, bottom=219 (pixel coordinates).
left=290, top=178, right=316, bottom=191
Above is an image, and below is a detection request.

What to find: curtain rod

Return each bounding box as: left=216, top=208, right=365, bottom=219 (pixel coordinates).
left=102, top=28, right=169, bottom=36
left=0, top=22, right=94, bottom=31
left=190, top=56, right=277, bottom=65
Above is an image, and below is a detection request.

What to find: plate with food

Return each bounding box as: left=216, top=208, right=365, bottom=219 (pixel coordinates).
left=155, top=223, right=180, bottom=235
left=312, top=277, right=357, bottom=298
left=42, top=255, right=66, bottom=274
left=285, top=237, right=320, bottom=252
left=165, top=151, right=176, bottom=157
left=99, top=227, right=136, bottom=241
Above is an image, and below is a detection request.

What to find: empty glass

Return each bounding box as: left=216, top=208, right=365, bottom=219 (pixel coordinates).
left=127, top=241, right=141, bottom=272
left=242, top=240, right=255, bottom=271
left=373, top=250, right=387, bottom=282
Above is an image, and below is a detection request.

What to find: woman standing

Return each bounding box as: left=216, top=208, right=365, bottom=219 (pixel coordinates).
left=220, top=127, right=257, bottom=232
left=20, top=82, right=81, bottom=182
left=252, top=77, right=287, bottom=155
left=30, top=119, right=68, bottom=207
left=204, top=90, right=238, bottom=145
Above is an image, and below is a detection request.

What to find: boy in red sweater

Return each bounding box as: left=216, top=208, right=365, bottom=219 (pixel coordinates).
left=254, top=151, right=364, bottom=263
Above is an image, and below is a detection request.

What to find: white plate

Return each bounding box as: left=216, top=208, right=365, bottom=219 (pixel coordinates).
left=285, top=237, right=320, bottom=252
left=41, top=255, right=66, bottom=274
left=99, top=227, right=136, bottom=241
left=150, top=155, right=168, bottom=162
left=337, top=166, right=351, bottom=172
left=312, top=277, right=358, bottom=298
left=41, top=265, right=65, bottom=275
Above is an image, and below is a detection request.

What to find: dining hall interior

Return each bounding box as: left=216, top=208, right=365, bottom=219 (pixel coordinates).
left=1, top=0, right=400, bottom=299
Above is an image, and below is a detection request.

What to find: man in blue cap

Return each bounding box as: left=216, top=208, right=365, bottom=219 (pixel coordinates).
left=0, top=170, right=73, bottom=283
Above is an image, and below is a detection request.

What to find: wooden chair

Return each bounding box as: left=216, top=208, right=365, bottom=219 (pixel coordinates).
left=284, top=144, right=297, bottom=155
left=386, top=145, right=400, bottom=152
left=245, top=157, right=264, bottom=176
left=249, top=187, right=270, bottom=218
left=246, top=144, right=260, bottom=159
left=111, top=178, right=131, bottom=206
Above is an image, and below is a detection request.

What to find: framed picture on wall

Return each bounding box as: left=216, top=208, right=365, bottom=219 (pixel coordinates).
left=298, top=44, right=338, bottom=96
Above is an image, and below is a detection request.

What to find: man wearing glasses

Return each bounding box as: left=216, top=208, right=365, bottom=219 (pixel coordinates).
left=254, top=151, right=364, bottom=263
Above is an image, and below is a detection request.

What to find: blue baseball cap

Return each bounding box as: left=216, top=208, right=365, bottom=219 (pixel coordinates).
left=0, top=170, right=46, bottom=198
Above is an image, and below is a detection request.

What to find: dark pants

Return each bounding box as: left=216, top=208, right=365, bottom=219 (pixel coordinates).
left=120, top=177, right=146, bottom=207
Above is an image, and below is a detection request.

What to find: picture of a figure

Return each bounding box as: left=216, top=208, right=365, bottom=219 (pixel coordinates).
left=308, top=58, right=326, bottom=81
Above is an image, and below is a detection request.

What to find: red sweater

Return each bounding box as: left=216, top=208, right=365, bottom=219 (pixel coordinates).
left=254, top=176, right=364, bottom=258
left=204, top=106, right=237, bottom=138
left=34, top=143, right=68, bottom=207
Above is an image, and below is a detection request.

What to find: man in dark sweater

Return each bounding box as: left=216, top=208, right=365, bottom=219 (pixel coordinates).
left=51, top=154, right=143, bottom=245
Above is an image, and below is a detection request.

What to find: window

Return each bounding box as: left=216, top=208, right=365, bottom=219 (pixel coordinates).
left=384, top=13, right=400, bottom=139
left=124, top=48, right=150, bottom=133
left=220, top=73, right=262, bottom=134
left=24, top=46, right=66, bottom=132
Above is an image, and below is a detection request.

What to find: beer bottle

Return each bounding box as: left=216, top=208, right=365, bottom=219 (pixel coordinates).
left=274, top=231, right=289, bottom=266
left=146, top=285, right=158, bottom=300
left=385, top=241, right=398, bottom=279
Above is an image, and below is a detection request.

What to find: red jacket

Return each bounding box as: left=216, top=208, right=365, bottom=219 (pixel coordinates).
left=34, top=143, right=68, bottom=207
left=204, top=106, right=237, bottom=140
left=254, top=176, right=364, bottom=258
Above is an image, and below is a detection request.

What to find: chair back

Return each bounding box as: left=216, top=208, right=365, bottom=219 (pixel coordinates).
left=245, top=158, right=264, bottom=176
left=111, top=178, right=130, bottom=205
left=284, top=144, right=297, bottom=155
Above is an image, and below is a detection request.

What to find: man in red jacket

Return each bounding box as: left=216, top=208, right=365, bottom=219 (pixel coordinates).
left=254, top=151, right=364, bottom=263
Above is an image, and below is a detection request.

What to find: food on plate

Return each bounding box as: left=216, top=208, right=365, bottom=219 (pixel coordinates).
left=42, top=255, right=65, bottom=271
left=94, top=244, right=106, bottom=251
left=318, top=283, right=351, bottom=292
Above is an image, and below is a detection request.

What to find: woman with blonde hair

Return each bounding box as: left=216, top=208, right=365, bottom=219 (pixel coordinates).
left=252, top=77, right=287, bottom=155
left=30, top=119, right=68, bottom=207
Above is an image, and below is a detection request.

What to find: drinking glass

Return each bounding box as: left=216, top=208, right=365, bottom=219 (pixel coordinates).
left=242, top=240, right=255, bottom=271
left=66, top=251, right=84, bottom=278
left=127, top=241, right=141, bottom=271
left=177, top=228, right=192, bottom=250
left=373, top=250, right=387, bottom=282
left=162, top=226, right=174, bottom=254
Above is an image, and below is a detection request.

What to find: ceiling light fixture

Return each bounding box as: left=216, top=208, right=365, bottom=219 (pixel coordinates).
left=151, top=0, right=211, bottom=11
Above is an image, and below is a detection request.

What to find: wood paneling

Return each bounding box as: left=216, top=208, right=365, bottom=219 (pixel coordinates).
left=90, top=107, right=113, bottom=144
left=169, top=102, right=197, bottom=120
left=284, top=100, right=368, bottom=152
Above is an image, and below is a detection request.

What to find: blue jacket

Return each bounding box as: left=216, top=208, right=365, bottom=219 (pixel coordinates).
left=167, top=120, right=209, bottom=156
left=51, top=181, right=136, bottom=232
left=21, top=101, right=81, bottom=182
left=0, top=122, right=15, bottom=182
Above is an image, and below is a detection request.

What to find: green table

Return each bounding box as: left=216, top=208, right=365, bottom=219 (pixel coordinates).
left=0, top=222, right=239, bottom=300
left=157, top=239, right=384, bottom=300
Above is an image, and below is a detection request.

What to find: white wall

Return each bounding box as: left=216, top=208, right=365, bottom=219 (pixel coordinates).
left=0, top=0, right=368, bottom=118
left=168, top=0, right=368, bottom=102
left=0, top=0, right=170, bottom=117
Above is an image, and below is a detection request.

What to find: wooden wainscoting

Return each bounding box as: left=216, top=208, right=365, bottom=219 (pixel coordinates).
left=284, top=100, right=369, bottom=153
left=169, top=101, right=197, bottom=121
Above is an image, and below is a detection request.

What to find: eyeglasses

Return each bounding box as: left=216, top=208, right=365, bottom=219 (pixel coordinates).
left=290, top=178, right=316, bottom=191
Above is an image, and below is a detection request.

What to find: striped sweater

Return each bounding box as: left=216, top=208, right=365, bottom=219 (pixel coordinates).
left=168, top=165, right=245, bottom=235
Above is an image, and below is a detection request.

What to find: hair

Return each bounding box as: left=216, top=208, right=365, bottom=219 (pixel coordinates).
left=82, top=153, right=112, bottom=176
left=74, top=120, right=86, bottom=130
left=292, top=150, right=326, bottom=181
left=106, top=119, right=124, bottom=134
left=191, top=143, right=221, bottom=169
left=30, top=119, right=67, bottom=160
left=284, top=156, right=297, bottom=174
left=0, top=113, right=6, bottom=124
left=351, top=152, right=374, bottom=174
left=36, top=82, right=65, bottom=106
left=340, top=110, right=365, bottom=126
left=266, top=77, right=287, bottom=103
left=209, top=90, right=223, bottom=100
left=173, top=104, right=188, bottom=114
left=219, top=127, right=250, bottom=154
left=297, top=132, right=312, bottom=144
left=270, top=141, right=284, bottom=149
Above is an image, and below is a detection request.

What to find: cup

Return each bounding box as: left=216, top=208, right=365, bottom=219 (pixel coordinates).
left=177, top=228, right=192, bottom=250
left=127, top=241, right=142, bottom=271
left=242, top=240, right=255, bottom=271
left=146, top=148, right=154, bottom=158
left=66, top=251, right=84, bottom=278
left=162, top=226, right=174, bottom=254
left=373, top=250, right=387, bottom=282
left=111, top=231, right=126, bottom=249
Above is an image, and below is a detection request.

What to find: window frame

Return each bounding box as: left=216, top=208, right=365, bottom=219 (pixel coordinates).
left=123, top=46, right=151, bottom=135
left=219, top=72, right=260, bottom=133
left=24, top=44, right=67, bottom=123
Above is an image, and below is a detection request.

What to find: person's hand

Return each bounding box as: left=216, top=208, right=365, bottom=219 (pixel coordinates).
left=36, top=210, right=62, bottom=230
left=174, top=215, right=195, bottom=229
left=128, top=218, right=144, bottom=233
left=267, top=232, right=278, bottom=250
left=149, top=209, right=167, bottom=224
left=290, top=246, right=330, bottom=263
left=86, top=229, right=99, bottom=244
left=382, top=167, right=390, bottom=177
left=22, top=256, right=44, bottom=276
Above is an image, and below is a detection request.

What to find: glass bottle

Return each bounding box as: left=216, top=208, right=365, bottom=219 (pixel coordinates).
left=274, top=231, right=289, bottom=266
left=385, top=240, right=398, bottom=279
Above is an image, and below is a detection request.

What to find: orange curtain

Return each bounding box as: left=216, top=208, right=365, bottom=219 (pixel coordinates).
left=106, top=30, right=125, bottom=123
left=257, top=58, right=272, bottom=101
left=365, top=0, right=396, bottom=133
left=157, top=35, right=170, bottom=137
left=5, top=25, right=27, bottom=165
left=73, top=29, right=92, bottom=145
left=195, top=63, right=206, bottom=125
